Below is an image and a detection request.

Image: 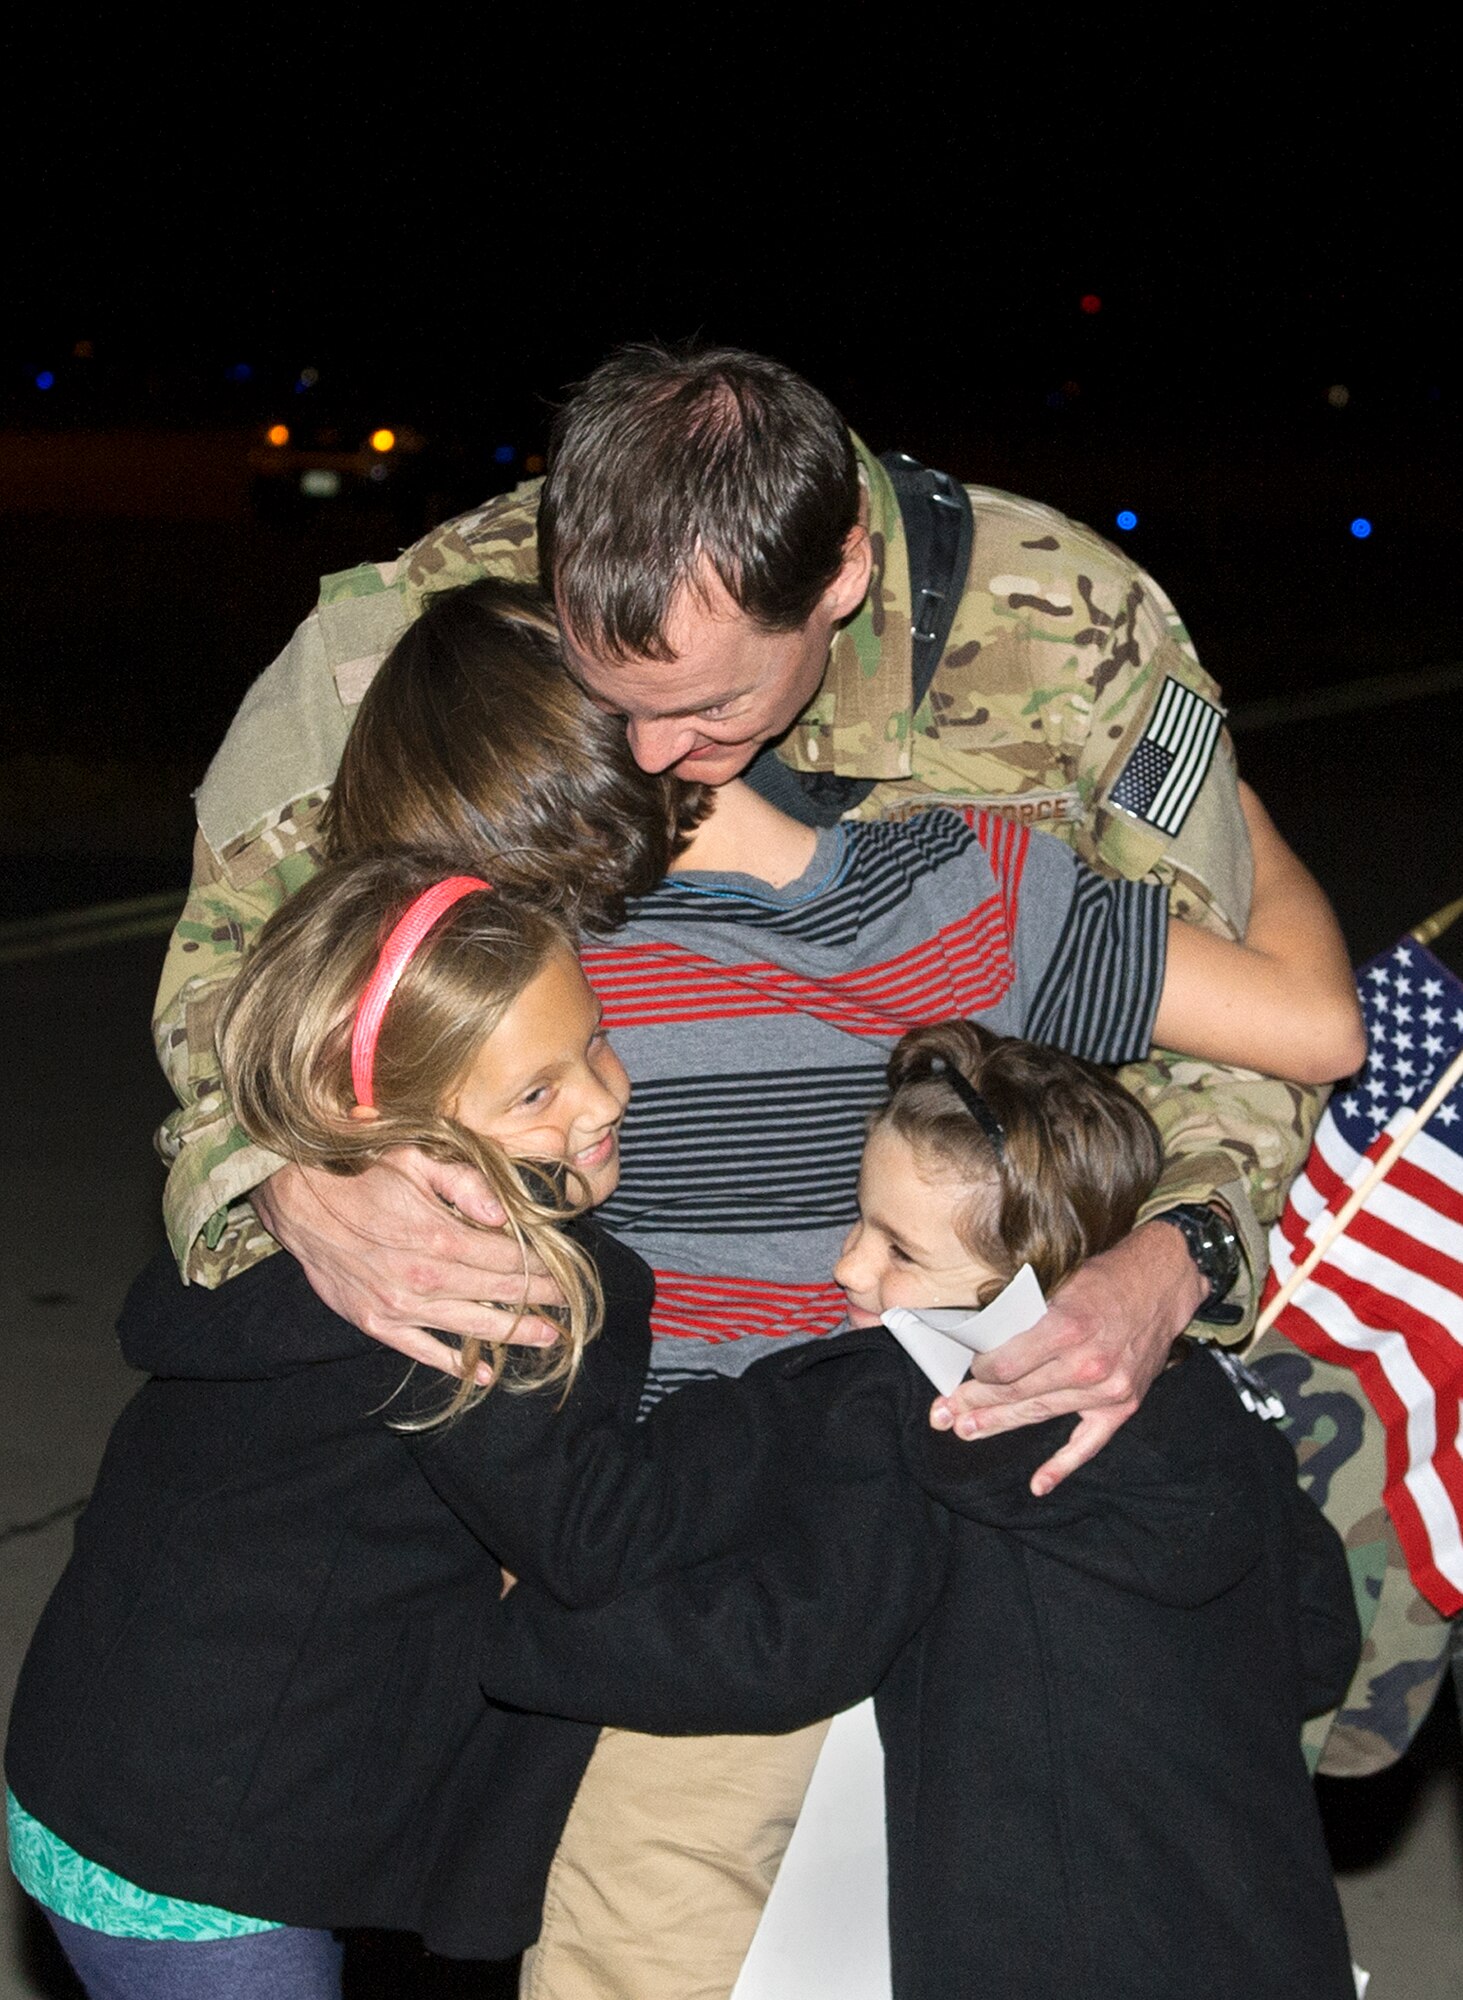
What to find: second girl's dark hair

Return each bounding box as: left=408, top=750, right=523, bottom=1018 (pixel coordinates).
left=323, top=577, right=708, bottom=931
left=879, top=1022, right=1164, bottom=1302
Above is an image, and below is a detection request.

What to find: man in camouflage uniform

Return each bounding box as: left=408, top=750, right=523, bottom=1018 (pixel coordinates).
left=160, top=410, right=1281, bottom=1319
left=158, top=431, right=1273, bottom=1461
left=151, top=347, right=1420, bottom=1983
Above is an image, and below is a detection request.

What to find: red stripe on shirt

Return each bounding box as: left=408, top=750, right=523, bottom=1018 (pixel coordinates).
left=583, top=904, right=1016, bottom=1036
left=650, top=1272, right=850, bottom=1345
left=973, top=811, right=1029, bottom=940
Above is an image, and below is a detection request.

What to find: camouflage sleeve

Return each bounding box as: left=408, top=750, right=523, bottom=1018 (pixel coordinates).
left=152, top=481, right=544, bottom=1288
left=1073, top=559, right=1328, bottom=1339
left=154, top=806, right=329, bottom=1286
left=876, top=487, right=1327, bottom=1339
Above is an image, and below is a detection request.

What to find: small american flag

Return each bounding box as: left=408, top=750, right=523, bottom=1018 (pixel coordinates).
left=1108, top=677, right=1225, bottom=836
left=1262, top=937, right=1463, bottom=1613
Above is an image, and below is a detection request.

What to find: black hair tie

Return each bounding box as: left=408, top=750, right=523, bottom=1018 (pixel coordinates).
left=929, top=1056, right=1005, bottom=1159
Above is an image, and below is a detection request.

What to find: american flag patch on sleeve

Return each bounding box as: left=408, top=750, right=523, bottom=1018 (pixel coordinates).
left=1108, top=677, right=1225, bottom=836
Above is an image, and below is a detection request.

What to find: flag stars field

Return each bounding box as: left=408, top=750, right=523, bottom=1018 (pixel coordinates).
left=1261, top=930, right=1463, bottom=1614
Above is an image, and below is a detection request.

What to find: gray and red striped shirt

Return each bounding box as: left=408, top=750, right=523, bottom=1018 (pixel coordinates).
left=584, top=809, right=1166, bottom=1405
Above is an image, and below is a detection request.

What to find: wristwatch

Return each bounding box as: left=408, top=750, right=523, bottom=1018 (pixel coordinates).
left=1153, top=1203, right=1244, bottom=1327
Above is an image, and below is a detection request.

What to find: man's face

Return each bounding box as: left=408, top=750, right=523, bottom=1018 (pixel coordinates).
left=561, top=532, right=871, bottom=785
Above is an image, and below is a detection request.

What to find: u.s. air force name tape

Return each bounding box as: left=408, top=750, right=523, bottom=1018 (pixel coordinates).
left=1108, top=677, right=1225, bottom=836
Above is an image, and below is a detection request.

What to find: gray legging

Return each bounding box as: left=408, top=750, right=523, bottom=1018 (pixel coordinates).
left=43, top=1908, right=342, bottom=2000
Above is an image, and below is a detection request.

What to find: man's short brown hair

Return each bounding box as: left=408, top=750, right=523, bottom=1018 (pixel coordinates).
left=540, top=343, right=860, bottom=663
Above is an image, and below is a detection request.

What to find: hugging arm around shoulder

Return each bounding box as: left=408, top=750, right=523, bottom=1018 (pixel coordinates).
left=152, top=492, right=541, bottom=1288
left=471, top=1348, right=1355, bottom=1743
left=477, top=1335, right=952, bottom=1734
left=1067, top=646, right=1331, bottom=1319
left=121, top=1224, right=935, bottom=1619
left=1150, top=783, right=1363, bottom=1086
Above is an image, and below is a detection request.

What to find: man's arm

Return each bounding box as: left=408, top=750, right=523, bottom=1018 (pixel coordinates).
left=154, top=821, right=315, bottom=1286
left=153, top=487, right=567, bottom=1358
left=925, top=525, right=1334, bottom=1482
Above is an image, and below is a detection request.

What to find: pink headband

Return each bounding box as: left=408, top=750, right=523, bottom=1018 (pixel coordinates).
left=350, top=876, right=491, bottom=1107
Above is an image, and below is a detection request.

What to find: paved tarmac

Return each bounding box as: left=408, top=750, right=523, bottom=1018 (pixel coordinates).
left=2, top=680, right=1461, bottom=1997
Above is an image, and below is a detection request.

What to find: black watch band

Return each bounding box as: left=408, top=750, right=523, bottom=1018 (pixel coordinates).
left=1154, top=1203, right=1244, bottom=1326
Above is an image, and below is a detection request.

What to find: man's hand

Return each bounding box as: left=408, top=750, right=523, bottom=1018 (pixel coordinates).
left=929, top=1219, right=1207, bottom=1495
left=254, top=1149, right=565, bottom=1378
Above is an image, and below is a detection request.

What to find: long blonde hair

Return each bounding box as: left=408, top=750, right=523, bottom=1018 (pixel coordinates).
left=218, top=849, right=606, bottom=1423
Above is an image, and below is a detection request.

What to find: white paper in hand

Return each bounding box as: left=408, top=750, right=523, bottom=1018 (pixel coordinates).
left=881, top=1263, right=1048, bottom=1396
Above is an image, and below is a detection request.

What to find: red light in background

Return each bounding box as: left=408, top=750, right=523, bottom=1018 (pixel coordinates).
left=1079, top=294, right=1102, bottom=315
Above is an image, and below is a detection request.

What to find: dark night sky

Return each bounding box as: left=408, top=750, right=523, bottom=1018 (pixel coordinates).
left=5, top=16, right=1454, bottom=425
left=1, top=14, right=1459, bottom=942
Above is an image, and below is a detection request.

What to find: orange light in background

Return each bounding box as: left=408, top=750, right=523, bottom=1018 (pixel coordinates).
left=266, top=424, right=291, bottom=447
left=369, top=428, right=396, bottom=453
left=524, top=453, right=545, bottom=475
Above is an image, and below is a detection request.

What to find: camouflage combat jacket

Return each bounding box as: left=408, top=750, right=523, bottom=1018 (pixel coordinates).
left=155, top=441, right=1324, bottom=1317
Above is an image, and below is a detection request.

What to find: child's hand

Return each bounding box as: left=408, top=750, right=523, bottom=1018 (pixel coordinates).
left=254, top=1149, right=566, bottom=1377
left=927, top=1220, right=1207, bottom=1492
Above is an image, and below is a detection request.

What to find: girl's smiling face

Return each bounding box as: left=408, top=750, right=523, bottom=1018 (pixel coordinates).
left=449, top=947, right=630, bottom=1205
left=833, top=1124, right=1005, bottom=1327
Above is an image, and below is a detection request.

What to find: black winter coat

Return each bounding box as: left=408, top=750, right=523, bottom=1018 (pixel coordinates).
left=5, top=1229, right=946, bottom=1960
left=483, top=1343, right=1361, bottom=2000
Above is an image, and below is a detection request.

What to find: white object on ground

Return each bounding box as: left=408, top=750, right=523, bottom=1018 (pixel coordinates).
left=730, top=1698, right=891, bottom=1999
left=731, top=1271, right=1045, bottom=1997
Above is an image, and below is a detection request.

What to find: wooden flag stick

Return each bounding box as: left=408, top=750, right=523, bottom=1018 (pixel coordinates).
left=1254, top=1043, right=1463, bottom=1341
left=1412, top=894, right=1463, bottom=948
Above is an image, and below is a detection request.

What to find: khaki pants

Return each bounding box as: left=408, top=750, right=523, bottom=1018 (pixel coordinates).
left=519, top=1720, right=830, bottom=2000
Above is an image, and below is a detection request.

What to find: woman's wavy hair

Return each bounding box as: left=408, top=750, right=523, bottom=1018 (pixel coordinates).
left=879, top=1022, right=1163, bottom=1304
left=322, top=577, right=708, bottom=931
left=217, top=848, right=606, bottom=1425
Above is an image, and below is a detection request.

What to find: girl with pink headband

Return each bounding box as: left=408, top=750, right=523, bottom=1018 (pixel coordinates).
left=6, top=844, right=948, bottom=1998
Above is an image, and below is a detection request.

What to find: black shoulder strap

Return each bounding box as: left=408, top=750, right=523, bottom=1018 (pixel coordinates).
left=881, top=451, right=977, bottom=715
left=744, top=452, right=974, bottom=827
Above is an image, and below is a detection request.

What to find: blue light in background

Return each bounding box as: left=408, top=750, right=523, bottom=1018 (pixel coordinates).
left=1115, top=509, right=1138, bottom=532
left=34, top=371, right=55, bottom=390
left=1350, top=517, right=1372, bottom=539
left=493, top=444, right=516, bottom=465
left=225, top=363, right=253, bottom=383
